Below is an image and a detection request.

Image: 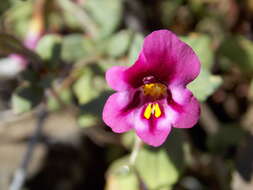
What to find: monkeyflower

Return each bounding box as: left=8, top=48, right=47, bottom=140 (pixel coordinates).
left=103, top=30, right=201, bottom=146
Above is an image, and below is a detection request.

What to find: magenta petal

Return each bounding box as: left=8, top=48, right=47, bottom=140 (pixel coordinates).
left=172, top=89, right=200, bottom=128
left=106, top=66, right=131, bottom=91
left=125, top=30, right=201, bottom=87
left=102, top=92, right=133, bottom=133
left=133, top=104, right=175, bottom=147
left=135, top=127, right=171, bottom=147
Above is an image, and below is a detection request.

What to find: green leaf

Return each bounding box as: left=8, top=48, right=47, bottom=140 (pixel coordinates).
left=78, top=90, right=112, bottom=128
left=181, top=34, right=214, bottom=70
left=61, top=7, right=81, bottom=30
left=61, top=34, right=95, bottom=62
left=106, top=30, right=132, bottom=58
left=107, top=148, right=181, bottom=190
left=12, top=93, right=31, bottom=114
left=96, top=59, right=129, bottom=74
left=36, top=34, right=62, bottom=61
left=74, top=64, right=110, bottom=128
left=77, top=113, right=98, bottom=128
left=7, top=0, right=33, bottom=37
left=107, top=130, right=185, bottom=190
left=128, top=33, right=144, bottom=65
left=181, top=34, right=222, bottom=101
left=122, top=131, right=136, bottom=149
left=73, top=68, right=100, bottom=104
left=85, top=0, right=123, bottom=39
left=135, top=149, right=179, bottom=190
left=106, top=158, right=139, bottom=190
left=188, top=68, right=222, bottom=101
left=11, top=85, right=44, bottom=114
left=47, top=89, right=72, bottom=111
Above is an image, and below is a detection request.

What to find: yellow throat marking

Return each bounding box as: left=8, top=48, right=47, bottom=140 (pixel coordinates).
left=142, top=83, right=167, bottom=99
left=144, top=103, right=162, bottom=119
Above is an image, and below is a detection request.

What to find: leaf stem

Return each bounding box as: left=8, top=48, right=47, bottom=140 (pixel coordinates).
left=129, top=135, right=142, bottom=166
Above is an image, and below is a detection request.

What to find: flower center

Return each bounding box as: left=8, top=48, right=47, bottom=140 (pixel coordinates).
left=141, top=83, right=167, bottom=119
left=142, top=83, right=167, bottom=99
left=144, top=103, right=162, bottom=119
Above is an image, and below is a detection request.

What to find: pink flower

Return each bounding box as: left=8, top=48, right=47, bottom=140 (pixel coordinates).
left=103, top=30, right=201, bottom=147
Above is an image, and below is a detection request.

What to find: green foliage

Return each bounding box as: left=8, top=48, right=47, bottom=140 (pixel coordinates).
left=106, top=158, right=139, bottom=190
left=73, top=65, right=110, bottom=128
left=128, top=33, right=144, bottom=65
left=61, top=34, right=95, bottom=62
left=6, top=0, right=33, bottom=37
left=106, top=30, right=132, bottom=58
left=73, top=68, right=97, bottom=104
left=73, top=66, right=105, bottom=104
left=188, top=69, right=222, bottom=101
left=11, top=85, right=43, bottom=114
left=122, top=131, right=136, bottom=149
left=181, top=34, right=213, bottom=69
left=107, top=148, right=179, bottom=190
left=107, top=130, right=185, bottom=190
left=85, top=0, right=123, bottom=39
left=78, top=90, right=112, bottom=128
left=36, top=34, right=62, bottom=61
left=78, top=113, right=98, bottom=128
left=134, top=149, right=179, bottom=190
left=1, top=1, right=252, bottom=189
left=47, top=89, right=72, bottom=111
left=182, top=34, right=223, bottom=101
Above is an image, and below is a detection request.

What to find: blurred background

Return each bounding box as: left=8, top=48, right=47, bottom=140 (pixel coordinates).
left=0, top=0, right=253, bottom=189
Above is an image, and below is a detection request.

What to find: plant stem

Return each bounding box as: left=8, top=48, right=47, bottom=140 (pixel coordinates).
left=9, top=106, right=48, bottom=190
left=129, top=135, right=142, bottom=166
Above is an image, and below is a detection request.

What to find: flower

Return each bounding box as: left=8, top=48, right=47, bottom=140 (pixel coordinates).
left=103, top=30, right=201, bottom=147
